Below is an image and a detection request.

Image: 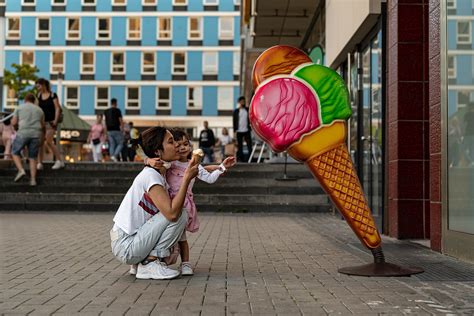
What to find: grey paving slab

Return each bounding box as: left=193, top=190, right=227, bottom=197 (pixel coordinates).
left=1, top=212, right=473, bottom=315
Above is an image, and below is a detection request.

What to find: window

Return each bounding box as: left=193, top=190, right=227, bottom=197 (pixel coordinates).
left=457, top=21, right=472, bottom=44
left=126, top=87, right=140, bottom=109
left=142, top=52, right=156, bottom=74
left=97, top=18, right=110, bottom=39
left=447, top=0, right=456, bottom=9
left=112, top=0, right=126, bottom=4
left=217, top=87, right=233, bottom=110
left=51, top=52, right=64, bottom=74
left=173, top=52, right=186, bottom=74
left=187, top=87, right=202, bottom=109
left=447, top=55, right=456, bottom=79
left=173, top=0, right=187, bottom=5
left=65, top=86, right=79, bottom=109
left=188, top=17, right=202, bottom=40
left=21, top=51, right=34, bottom=65
left=81, top=52, right=94, bottom=73
left=234, top=0, right=240, bottom=5
left=96, top=87, right=109, bottom=109
left=157, top=18, right=172, bottom=40
left=82, top=0, right=95, bottom=5
left=203, top=52, right=218, bottom=74
left=37, top=18, right=50, bottom=40
left=143, top=0, right=156, bottom=4
left=7, top=18, right=20, bottom=39
left=111, top=52, right=125, bottom=74
left=204, top=0, right=218, bottom=4
left=128, top=17, right=141, bottom=40
left=233, top=52, right=240, bottom=75
left=67, top=18, right=80, bottom=39
left=5, top=88, right=18, bottom=109
left=22, top=0, right=35, bottom=5
left=157, top=87, right=171, bottom=108
left=52, top=0, right=66, bottom=4
left=219, top=17, right=233, bottom=39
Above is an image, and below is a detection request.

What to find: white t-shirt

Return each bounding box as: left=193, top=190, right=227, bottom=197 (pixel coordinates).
left=237, top=108, right=249, bottom=133
left=113, top=167, right=168, bottom=235
left=219, top=135, right=232, bottom=146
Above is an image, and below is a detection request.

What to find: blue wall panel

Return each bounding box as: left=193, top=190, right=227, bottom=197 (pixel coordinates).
left=219, top=0, right=234, bottom=11
left=66, top=0, right=81, bottom=11
left=140, top=86, right=157, bottom=115
left=111, top=17, right=127, bottom=46
left=157, top=0, right=173, bottom=11
left=110, top=86, right=126, bottom=112
left=456, top=55, right=472, bottom=85
left=6, top=0, right=21, bottom=11
left=172, top=17, right=187, bottom=46
left=202, top=86, right=217, bottom=116
left=188, top=0, right=203, bottom=11
left=96, top=52, right=110, bottom=81
left=36, top=0, right=51, bottom=12
left=20, top=18, right=35, bottom=45
left=234, top=16, right=240, bottom=45
left=79, top=86, right=95, bottom=115
left=447, top=21, right=456, bottom=50
left=125, top=52, right=141, bottom=81
left=126, top=1, right=141, bottom=11
left=187, top=52, right=202, bottom=80
left=447, top=90, right=457, bottom=117
left=171, top=86, right=186, bottom=116
left=5, top=51, right=20, bottom=71
left=157, top=52, right=172, bottom=80
left=65, top=52, right=80, bottom=80
left=51, top=17, right=66, bottom=46
left=233, top=86, right=240, bottom=108
left=96, top=1, right=112, bottom=11
left=142, top=17, right=157, bottom=46
left=81, top=17, right=96, bottom=45
left=203, top=17, right=218, bottom=46
left=457, top=0, right=472, bottom=15
left=218, top=52, right=233, bottom=80
left=35, top=51, right=50, bottom=78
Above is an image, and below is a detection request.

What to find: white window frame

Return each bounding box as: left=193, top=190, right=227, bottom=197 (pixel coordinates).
left=142, top=52, right=156, bottom=74
left=219, top=17, right=234, bottom=40
left=447, top=0, right=456, bottom=9
left=97, top=17, right=111, bottom=40
left=173, top=0, right=187, bottom=5
left=80, top=52, right=95, bottom=74
left=187, top=86, right=202, bottom=109
left=50, top=51, right=65, bottom=74
left=202, top=52, right=218, bottom=75
left=95, top=86, right=109, bottom=110
left=112, top=0, right=126, bottom=5
left=172, top=52, right=186, bottom=75
left=447, top=55, right=456, bottom=79
left=233, top=0, right=240, bottom=5
left=111, top=52, right=125, bottom=75
left=36, top=18, right=50, bottom=40
left=157, top=87, right=171, bottom=109
left=188, top=17, right=203, bottom=40
left=127, top=17, right=142, bottom=40
left=66, top=17, right=80, bottom=40
left=82, top=0, right=95, bottom=5
left=21, top=0, right=35, bottom=5
left=142, top=0, right=157, bottom=5
left=20, top=51, right=35, bottom=66
left=233, top=51, right=240, bottom=75
left=457, top=21, right=472, bottom=45
left=6, top=18, right=21, bottom=40
left=64, top=86, right=79, bottom=109
left=157, top=17, right=172, bottom=40
left=217, top=87, right=233, bottom=110
left=204, top=0, right=218, bottom=5
left=126, top=87, right=140, bottom=109
left=4, top=87, right=18, bottom=109
left=51, top=0, right=66, bottom=5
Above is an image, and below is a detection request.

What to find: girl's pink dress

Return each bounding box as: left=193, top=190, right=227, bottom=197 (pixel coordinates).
left=166, top=160, right=224, bottom=233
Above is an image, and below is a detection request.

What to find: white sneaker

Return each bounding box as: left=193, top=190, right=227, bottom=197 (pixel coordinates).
left=111, top=156, right=117, bottom=162
left=52, top=160, right=65, bottom=170
left=129, top=264, right=138, bottom=275
left=135, top=261, right=180, bottom=280
left=14, top=170, right=26, bottom=182
left=37, top=163, right=44, bottom=170
left=29, top=179, right=37, bottom=186
left=180, top=262, right=194, bottom=276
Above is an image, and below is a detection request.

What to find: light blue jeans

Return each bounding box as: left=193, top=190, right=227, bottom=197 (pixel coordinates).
left=110, top=209, right=188, bottom=265
left=108, top=130, right=123, bottom=159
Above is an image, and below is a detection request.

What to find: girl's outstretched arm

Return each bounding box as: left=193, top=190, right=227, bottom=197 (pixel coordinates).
left=198, top=157, right=236, bottom=184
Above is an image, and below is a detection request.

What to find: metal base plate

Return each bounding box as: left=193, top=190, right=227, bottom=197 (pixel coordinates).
left=338, top=262, right=424, bottom=277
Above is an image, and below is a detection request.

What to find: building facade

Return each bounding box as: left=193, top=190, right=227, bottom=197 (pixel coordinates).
left=1, top=0, right=241, bottom=137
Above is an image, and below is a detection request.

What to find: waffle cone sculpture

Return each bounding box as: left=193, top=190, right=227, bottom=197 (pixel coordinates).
left=250, top=54, right=381, bottom=250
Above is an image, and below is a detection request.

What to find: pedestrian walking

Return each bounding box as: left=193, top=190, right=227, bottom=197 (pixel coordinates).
left=233, top=96, right=253, bottom=162
left=11, top=94, right=45, bottom=186
left=198, top=121, right=215, bottom=163
left=104, top=98, right=124, bottom=162
left=217, top=127, right=234, bottom=161
left=110, top=126, right=198, bottom=280
left=36, top=78, right=64, bottom=170
left=1, top=117, right=15, bottom=160
left=87, top=114, right=106, bottom=162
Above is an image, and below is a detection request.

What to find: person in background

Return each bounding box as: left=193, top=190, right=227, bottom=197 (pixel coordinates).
left=121, top=122, right=131, bottom=161
left=128, top=122, right=139, bottom=162
left=217, top=127, right=233, bottom=161
left=11, top=94, right=45, bottom=186
left=464, top=104, right=474, bottom=166
left=36, top=78, right=64, bottom=170
left=104, top=98, right=124, bottom=162
left=87, top=114, right=106, bottom=163
left=198, top=121, right=216, bottom=163
left=233, top=96, right=253, bottom=162
left=1, top=117, right=15, bottom=160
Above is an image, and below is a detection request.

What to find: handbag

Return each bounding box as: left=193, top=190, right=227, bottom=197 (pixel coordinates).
left=224, top=143, right=235, bottom=156
left=92, top=138, right=100, bottom=145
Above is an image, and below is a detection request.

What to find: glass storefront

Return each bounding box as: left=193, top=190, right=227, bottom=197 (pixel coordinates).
left=446, top=1, right=474, bottom=235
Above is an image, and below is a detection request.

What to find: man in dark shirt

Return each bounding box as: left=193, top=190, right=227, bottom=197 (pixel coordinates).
left=198, top=121, right=215, bottom=163
left=104, top=98, right=123, bottom=162
left=233, top=96, right=252, bottom=162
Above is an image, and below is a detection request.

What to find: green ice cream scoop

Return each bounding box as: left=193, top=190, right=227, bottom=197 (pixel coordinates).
left=293, top=64, right=351, bottom=125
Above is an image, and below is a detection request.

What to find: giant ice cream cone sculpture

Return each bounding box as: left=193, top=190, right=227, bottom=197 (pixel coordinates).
left=250, top=53, right=381, bottom=250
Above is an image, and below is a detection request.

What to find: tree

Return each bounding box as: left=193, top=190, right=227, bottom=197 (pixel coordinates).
left=4, top=63, right=39, bottom=102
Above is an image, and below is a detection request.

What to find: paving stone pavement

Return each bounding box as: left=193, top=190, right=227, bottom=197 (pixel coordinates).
left=1, top=212, right=473, bottom=315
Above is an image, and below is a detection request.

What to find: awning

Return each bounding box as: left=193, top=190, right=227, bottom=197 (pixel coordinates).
left=58, top=107, right=91, bottom=143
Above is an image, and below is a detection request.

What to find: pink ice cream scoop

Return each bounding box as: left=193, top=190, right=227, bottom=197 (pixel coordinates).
left=250, top=77, right=320, bottom=152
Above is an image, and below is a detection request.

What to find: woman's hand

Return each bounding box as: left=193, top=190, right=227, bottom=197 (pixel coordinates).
left=222, top=156, right=236, bottom=169
left=145, top=157, right=165, bottom=169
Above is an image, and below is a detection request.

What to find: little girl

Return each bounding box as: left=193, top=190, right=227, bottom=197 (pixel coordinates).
left=167, top=129, right=235, bottom=275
